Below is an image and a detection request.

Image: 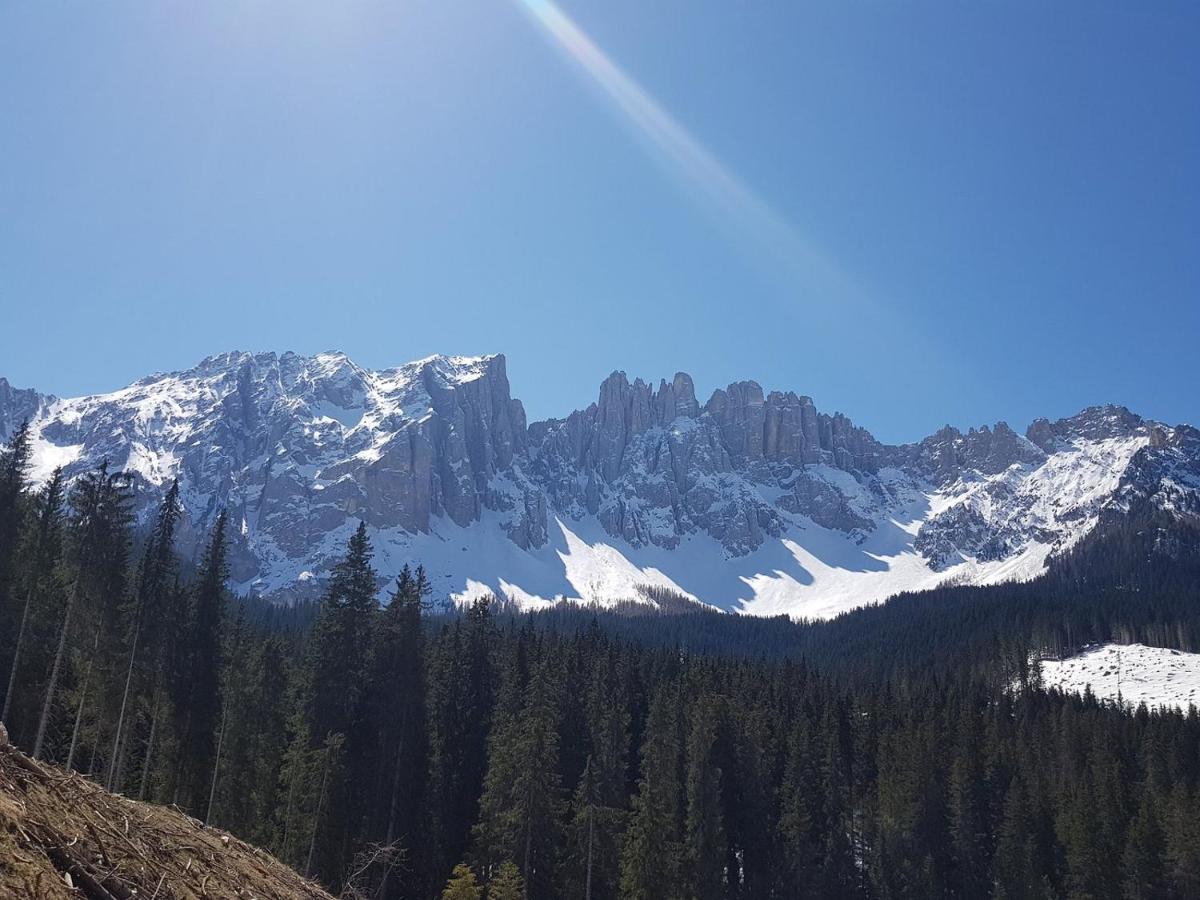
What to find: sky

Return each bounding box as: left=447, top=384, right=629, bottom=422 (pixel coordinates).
left=1, top=1, right=1197, bottom=444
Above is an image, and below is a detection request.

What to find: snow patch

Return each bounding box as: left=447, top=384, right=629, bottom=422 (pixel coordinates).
left=1040, top=643, right=1200, bottom=711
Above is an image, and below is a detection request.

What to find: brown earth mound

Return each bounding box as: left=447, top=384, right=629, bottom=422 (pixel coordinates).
left=0, top=728, right=332, bottom=899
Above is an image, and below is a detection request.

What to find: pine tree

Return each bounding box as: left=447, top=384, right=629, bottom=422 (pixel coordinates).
left=2, top=466, right=65, bottom=732
left=109, top=479, right=181, bottom=794
left=306, top=522, right=378, bottom=743
left=563, top=645, right=629, bottom=900
left=473, top=653, right=564, bottom=899
left=0, top=420, right=32, bottom=601
left=440, top=863, right=482, bottom=900
left=181, top=511, right=228, bottom=814
left=685, top=696, right=727, bottom=900
left=993, top=774, right=1049, bottom=900
left=285, top=521, right=379, bottom=886
left=429, top=599, right=495, bottom=885
left=371, top=563, right=430, bottom=899
left=948, top=701, right=992, bottom=898
left=619, top=685, right=685, bottom=900
left=778, top=716, right=821, bottom=896
left=0, top=420, right=33, bottom=708
left=488, top=860, right=525, bottom=900
left=34, top=462, right=133, bottom=761
left=1122, top=785, right=1166, bottom=899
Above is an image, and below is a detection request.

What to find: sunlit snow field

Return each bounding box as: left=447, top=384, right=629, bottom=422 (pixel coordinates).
left=1040, top=643, right=1200, bottom=711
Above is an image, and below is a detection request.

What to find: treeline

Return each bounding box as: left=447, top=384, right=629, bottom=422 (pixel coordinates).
left=0, top=424, right=230, bottom=817
left=5, top=424, right=1200, bottom=898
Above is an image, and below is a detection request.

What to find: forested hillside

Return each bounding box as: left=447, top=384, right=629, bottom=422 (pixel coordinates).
left=4, top=425, right=1200, bottom=898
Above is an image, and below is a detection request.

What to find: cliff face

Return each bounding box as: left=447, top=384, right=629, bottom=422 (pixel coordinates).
left=3, top=353, right=1196, bottom=617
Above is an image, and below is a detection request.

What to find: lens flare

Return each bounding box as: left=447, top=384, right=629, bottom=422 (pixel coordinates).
left=513, top=0, right=865, bottom=303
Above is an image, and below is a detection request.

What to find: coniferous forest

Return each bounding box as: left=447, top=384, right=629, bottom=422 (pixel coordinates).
left=4, top=422, right=1200, bottom=899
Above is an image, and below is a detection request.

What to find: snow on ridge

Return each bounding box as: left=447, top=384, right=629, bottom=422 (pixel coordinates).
left=7, top=350, right=1196, bottom=619
left=1040, top=643, right=1200, bottom=711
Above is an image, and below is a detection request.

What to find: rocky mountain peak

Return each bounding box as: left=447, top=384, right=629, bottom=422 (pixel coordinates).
left=3, top=353, right=1196, bottom=616
left=1026, top=404, right=1145, bottom=451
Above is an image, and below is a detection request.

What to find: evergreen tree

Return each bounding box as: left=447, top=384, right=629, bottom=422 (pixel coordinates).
left=441, top=863, right=482, bottom=900
left=370, top=563, right=430, bottom=899
left=487, top=860, right=525, bottom=900
left=0, top=420, right=32, bottom=606
left=473, top=653, right=564, bottom=899
left=947, top=697, right=993, bottom=898
left=0, top=420, right=32, bottom=710
left=286, top=521, right=378, bottom=886
left=33, top=462, right=133, bottom=761
left=619, top=685, right=685, bottom=900
left=180, top=511, right=228, bottom=814
left=306, top=521, right=378, bottom=743
left=685, top=696, right=727, bottom=900
left=1122, top=785, right=1166, bottom=899
left=429, top=598, right=495, bottom=885
left=1, top=466, right=65, bottom=733
left=778, top=716, right=822, bottom=896
left=564, top=645, right=629, bottom=900
left=993, top=774, right=1051, bottom=900
left=108, top=479, right=181, bottom=794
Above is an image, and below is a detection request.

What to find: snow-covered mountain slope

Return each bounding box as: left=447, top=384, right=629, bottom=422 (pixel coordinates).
left=1040, top=644, right=1200, bottom=711
left=1, top=351, right=1196, bottom=618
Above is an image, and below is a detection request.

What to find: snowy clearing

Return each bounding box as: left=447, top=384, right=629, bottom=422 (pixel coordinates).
left=1040, top=643, right=1200, bottom=711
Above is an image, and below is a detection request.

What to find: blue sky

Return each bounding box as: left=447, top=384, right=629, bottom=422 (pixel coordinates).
left=1, top=1, right=1196, bottom=443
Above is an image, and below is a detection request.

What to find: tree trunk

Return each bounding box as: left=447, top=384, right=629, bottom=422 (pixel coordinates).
left=585, top=804, right=594, bottom=900
left=107, top=612, right=143, bottom=790
left=138, top=687, right=161, bottom=800
left=205, top=694, right=229, bottom=825
left=1, top=581, right=37, bottom=725
left=379, top=711, right=408, bottom=900
left=33, top=573, right=87, bottom=760
left=66, top=633, right=100, bottom=772
left=171, top=708, right=193, bottom=807
left=305, top=746, right=334, bottom=879
left=523, top=778, right=535, bottom=900
left=279, top=758, right=300, bottom=860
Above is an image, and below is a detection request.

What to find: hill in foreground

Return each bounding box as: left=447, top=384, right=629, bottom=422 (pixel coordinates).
left=0, top=728, right=331, bottom=900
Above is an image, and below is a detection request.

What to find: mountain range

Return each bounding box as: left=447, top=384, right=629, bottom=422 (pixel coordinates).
left=1, top=351, right=1196, bottom=618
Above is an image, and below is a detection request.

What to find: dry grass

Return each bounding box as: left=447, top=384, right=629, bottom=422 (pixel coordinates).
left=0, top=736, right=332, bottom=900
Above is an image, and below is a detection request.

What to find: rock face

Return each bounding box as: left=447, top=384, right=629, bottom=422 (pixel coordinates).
left=2, top=352, right=1197, bottom=616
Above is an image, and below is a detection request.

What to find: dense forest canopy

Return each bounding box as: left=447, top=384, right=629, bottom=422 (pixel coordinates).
left=3, top=424, right=1200, bottom=899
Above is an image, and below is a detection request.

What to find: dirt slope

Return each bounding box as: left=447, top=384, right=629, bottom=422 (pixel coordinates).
left=0, top=728, right=332, bottom=899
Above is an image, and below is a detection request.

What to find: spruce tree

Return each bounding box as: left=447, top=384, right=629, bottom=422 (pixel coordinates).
left=0, top=420, right=32, bottom=601
left=440, top=863, right=482, bottom=900
left=488, top=860, right=525, bottom=900
left=778, top=717, right=821, bottom=896
left=181, top=511, right=228, bottom=814
left=287, top=521, right=378, bottom=886
left=109, top=479, right=181, bottom=794
left=34, top=462, right=133, bottom=761
left=473, top=653, right=564, bottom=899
left=1122, top=785, right=1166, bottom=899
left=684, top=696, right=727, bottom=900
left=429, top=598, right=495, bottom=885
left=619, top=685, right=685, bottom=900
left=370, top=563, right=430, bottom=899
left=0, top=420, right=32, bottom=702
left=1, top=466, right=64, bottom=732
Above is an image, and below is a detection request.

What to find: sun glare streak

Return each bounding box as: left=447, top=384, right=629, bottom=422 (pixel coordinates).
left=513, top=0, right=867, bottom=305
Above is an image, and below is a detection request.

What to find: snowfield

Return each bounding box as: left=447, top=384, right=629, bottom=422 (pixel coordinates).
left=1040, top=643, right=1200, bottom=711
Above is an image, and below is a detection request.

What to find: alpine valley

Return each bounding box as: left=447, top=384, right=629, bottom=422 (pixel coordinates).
left=3, top=350, right=1196, bottom=617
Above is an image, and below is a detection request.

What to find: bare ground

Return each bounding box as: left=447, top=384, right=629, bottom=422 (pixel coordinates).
left=0, top=732, right=332, bottom=900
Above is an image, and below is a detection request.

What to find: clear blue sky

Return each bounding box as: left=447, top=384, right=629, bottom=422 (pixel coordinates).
left=1, top=1, right=1196, bottom=443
